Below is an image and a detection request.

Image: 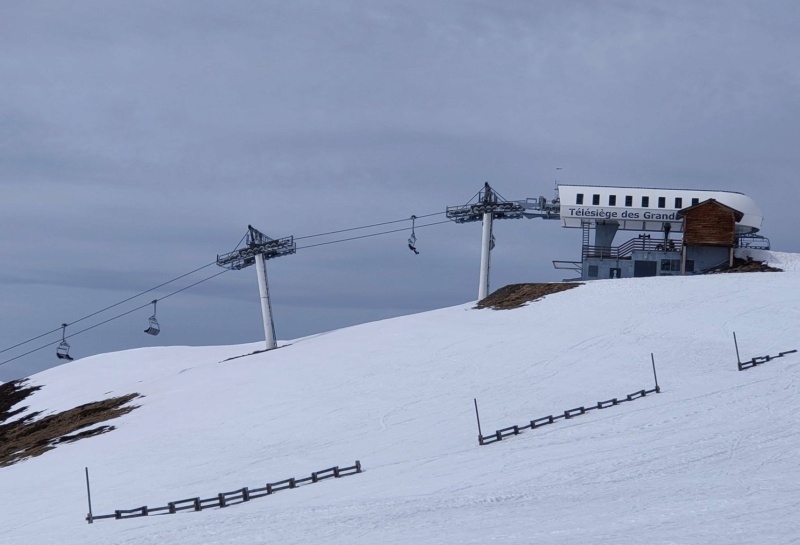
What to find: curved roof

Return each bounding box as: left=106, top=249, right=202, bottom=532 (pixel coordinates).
left=558, top=183, right=745, bottom=195
left=555, top=184, right=762, bottom=234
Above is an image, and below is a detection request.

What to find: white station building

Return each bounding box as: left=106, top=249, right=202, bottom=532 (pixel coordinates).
left=522, top=184, right=768, bottom=281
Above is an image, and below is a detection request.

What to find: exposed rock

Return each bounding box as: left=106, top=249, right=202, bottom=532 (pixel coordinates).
left=0, top=379, right=141, bottom=467
left=713, top=257, right=782, bottom=273
left=476, top=283, right=583, bottom=310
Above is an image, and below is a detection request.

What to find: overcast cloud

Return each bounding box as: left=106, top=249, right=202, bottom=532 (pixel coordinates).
left=2, top=1, right=799, bottom=380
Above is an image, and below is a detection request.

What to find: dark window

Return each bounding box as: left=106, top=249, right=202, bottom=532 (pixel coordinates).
left=592, top=194, right=600, bottom=205
left=625, top=195, right=633, bottom=207
left=588, top=265, right=599, bottom=278
left=691, top=198, right=699, bottom=206
left=642, top=196, right=650, bottom=207
left=662, top=259, right=690, bottom=273
left=658, top=197, right=666, bottom=208
left=633, top=260, right=657, bottom=277
left=609, top=267, right=622, bottom=279
left=576, top=193, right=584, bottom=205
left=609, top=195, right=617, bottom=206
left=675, top=197, right=683, bottom=209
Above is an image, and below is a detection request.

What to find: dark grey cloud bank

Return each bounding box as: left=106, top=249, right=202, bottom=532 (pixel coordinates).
left=2, top=1, right=799, bottom=380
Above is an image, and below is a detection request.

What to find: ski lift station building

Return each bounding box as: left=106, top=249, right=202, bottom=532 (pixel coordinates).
left=522, top=184, right=767, bottom=281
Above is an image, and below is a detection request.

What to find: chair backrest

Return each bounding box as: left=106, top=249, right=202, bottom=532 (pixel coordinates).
left=56, top=341, right=73, bottom=360
left=144, top=316, right=160, bottom=336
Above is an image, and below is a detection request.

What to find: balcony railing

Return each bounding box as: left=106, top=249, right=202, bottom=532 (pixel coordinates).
left=583, top=237, right=682, bottom=260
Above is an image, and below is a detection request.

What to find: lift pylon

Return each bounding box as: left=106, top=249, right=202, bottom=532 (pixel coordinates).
left=216, top=225, right=295, bottom=350
left=446, top=183, right=525, bottom=301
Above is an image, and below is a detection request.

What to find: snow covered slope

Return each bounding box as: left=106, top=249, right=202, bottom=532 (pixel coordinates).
left=2, top=255, right=800, bottom=545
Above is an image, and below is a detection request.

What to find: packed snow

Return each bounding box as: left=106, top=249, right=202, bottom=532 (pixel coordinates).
left=2, top=252, right=800, bottom=544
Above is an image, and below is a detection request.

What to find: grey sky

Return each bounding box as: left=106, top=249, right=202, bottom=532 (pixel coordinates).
left=2, top=1, right=799, bottom=380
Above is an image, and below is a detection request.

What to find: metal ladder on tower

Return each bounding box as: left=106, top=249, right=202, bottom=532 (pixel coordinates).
left=581, top=220, right=591, bottom=261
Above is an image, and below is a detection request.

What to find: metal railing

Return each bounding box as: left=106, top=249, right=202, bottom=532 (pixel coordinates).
left=735, top=233, right=770, bottom=250
left=583, top=237, right=682, bottom=260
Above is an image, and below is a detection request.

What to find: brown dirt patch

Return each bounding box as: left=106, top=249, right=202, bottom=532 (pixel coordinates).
left=0, top=379, right=141, bottom=468
left=476, top=283, right=583, bottom=310
left=713, top=257, right=782, bottom=273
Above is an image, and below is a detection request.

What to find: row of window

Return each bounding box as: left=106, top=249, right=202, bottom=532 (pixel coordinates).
left=586, top=259, right=695, bottom=278
left=575, top=193, right=701, bottom=209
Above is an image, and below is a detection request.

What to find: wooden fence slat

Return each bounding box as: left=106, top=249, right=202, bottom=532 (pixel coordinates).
left=564, top=407, right=585, bottom=419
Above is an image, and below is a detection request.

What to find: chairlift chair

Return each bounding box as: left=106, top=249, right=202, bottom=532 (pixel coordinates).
left=56, top=323, right=74, bottom=361
left=144, top=299, right=160, bottom=336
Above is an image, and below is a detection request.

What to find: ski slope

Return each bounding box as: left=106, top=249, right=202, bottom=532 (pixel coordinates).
left=2, top=251, right=800, bottom=544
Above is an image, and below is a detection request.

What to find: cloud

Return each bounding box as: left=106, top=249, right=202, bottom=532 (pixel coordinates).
left=1, top=0, right=799, bottom=380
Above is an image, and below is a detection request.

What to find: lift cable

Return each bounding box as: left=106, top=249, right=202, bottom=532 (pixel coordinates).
left=0, top=261, right=218, bottom=355
left=293, top=211, right=443, bottom=241
left=296, top=219, right=451, bottom=250
left=0, top=211, right=448, bottom=359
left=0, top=269, right=229, bottom=368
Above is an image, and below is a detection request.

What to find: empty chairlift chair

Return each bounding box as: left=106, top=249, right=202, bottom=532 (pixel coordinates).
left=56, top=323, right=74, bottom=361
left=144, top=299, right=160, bottom=336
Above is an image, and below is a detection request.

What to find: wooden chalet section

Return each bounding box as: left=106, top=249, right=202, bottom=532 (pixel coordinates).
left=677, top=199, right=744, bottom=247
